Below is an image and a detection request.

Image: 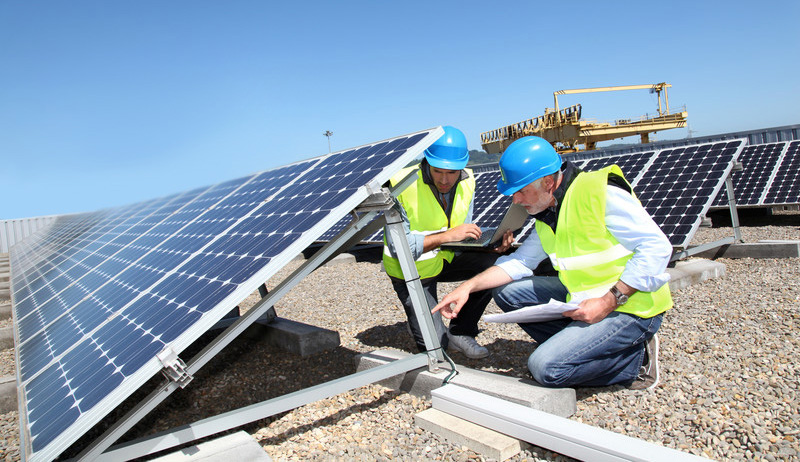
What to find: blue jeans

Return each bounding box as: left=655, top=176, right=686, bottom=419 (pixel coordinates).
left=492, top=276, right=662, bottom=387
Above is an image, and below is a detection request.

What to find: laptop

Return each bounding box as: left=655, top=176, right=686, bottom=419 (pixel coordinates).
left=442, top=203, right=528, bottom=250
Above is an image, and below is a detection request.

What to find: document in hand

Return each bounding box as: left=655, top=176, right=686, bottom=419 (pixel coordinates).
left=484, top=299, right=579, bottom=323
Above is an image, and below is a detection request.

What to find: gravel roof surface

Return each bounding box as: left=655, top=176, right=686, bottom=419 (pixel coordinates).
left=1, top=212, right=798, bottom=461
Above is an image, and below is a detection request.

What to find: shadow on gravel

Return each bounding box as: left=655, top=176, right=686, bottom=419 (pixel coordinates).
left=355, top=322, right=417, bottom=352
left=707, top=208, right=800, bottom=228
left=357, top=326, right=542, bottom=382
left=250, top=386, right=402, bottom=448
left=59, top=330, right=368, bottom=460
left=574, top=386, right=626, bottom=402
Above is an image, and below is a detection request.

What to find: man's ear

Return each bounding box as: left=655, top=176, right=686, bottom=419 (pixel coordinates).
left=543, top=174, right=555, bottom=193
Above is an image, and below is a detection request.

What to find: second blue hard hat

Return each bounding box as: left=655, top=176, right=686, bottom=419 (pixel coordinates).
left=424, top=126, right=469, bottom=170
left=497, top=136, right=562, bottom=195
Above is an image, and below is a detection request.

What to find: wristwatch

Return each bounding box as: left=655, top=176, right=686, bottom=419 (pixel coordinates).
left=609, top=285, right=629, bottom=306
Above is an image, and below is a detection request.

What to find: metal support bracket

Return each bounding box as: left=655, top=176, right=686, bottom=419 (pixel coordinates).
left=156, top=347, right=193, bottom=389
left=356, top=187, right=394, bottom=212
left=384, top=207, right=444, bottom=367
left=724, top=166, right=743, bottom=243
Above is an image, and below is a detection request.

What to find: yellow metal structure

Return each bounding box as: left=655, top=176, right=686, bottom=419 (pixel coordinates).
left=480, top=83, right=688, bottom=154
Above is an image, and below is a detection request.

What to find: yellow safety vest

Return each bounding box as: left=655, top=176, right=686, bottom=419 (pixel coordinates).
left=383, top=165, right=475, bottom=279
left=535, top=165, right=672, bottom=318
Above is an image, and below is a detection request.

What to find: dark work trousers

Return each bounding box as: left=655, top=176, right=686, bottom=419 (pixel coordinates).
left=390, top=251, right=499, bottom=352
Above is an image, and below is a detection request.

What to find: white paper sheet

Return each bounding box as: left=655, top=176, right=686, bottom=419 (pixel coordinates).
left=484, top=299, right=580, bottom=323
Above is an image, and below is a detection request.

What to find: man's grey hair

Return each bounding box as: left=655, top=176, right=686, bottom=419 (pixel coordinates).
left=532, top=170, right=562, bottom=190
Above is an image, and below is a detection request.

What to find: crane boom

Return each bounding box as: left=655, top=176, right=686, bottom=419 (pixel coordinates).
left=554, top=83, right=672, bottom=119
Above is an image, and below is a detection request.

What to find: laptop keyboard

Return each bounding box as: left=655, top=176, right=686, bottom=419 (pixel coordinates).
left=460, top=227, right=496, bottom=245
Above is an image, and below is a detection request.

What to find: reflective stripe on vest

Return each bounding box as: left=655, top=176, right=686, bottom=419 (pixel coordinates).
left=382, top=166, right=475, bottom=279
left=536, top=165, right=672, bottom=318
left=548, top=243, right=633, bottom=271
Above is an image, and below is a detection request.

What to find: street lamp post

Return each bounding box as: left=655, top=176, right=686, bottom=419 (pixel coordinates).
left=323, top=130, right=333, bottom=153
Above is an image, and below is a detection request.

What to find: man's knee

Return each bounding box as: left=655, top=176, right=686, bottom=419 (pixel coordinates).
left=528, top=349, right=572, bottom=388
left=491, top=285, right=514, bottom=312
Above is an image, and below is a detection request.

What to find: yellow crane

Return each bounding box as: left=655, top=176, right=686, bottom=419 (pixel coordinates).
left=480, top=83, right=688, bottom=154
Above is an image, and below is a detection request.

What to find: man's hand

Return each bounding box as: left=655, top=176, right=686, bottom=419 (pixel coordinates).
left=423, top=223, right=482, bottom=253
left=492, top=229, right=514, bottom=254
left=445, top=223, right=482, bottom=242
left=432, top=286, right=471, bottom=319
left=563, top=292, right=618, bottom=324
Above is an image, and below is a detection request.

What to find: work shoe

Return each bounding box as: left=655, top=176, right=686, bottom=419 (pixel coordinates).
left=630, top=334, right=659, bottom=390
left=447, top=332, right=489, bottom=359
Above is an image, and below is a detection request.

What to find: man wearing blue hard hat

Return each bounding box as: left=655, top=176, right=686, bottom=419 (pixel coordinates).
left=383, top=126, right=513, bottom=358
left=434, top=136, right=673, bottom=390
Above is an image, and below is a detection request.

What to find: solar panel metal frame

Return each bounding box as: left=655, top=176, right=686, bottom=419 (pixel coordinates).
left=12, top=127, right=446, bottom=461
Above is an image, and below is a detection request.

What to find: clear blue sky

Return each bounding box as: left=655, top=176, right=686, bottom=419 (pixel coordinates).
left=2, top=1, right=798, bottom=219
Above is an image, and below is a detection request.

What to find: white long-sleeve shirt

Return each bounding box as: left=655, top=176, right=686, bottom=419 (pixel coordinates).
left=495, top=185, right=672, bottom=293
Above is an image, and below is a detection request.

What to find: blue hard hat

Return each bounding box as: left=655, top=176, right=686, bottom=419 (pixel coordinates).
left=424, top=126, right=469, bottom=170
left=497, top=136, right=562, bottom=195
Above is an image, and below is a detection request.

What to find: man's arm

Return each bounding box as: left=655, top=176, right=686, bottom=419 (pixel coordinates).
left=433, top=219, right=547, bottom=318
left=432, top=266, right=513, bottom=319
left=422, top=192, right=483, bottom=251
left=566, top=280, right=637, bottom=324
left=387, top=195, right=484, bottom=255
left=421, top=223, right=483, bottom=252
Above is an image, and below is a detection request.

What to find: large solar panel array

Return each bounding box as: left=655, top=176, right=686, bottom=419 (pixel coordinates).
left=321, top=140, right=745, bottom=250
left=10, top=128, right=442, bottom=462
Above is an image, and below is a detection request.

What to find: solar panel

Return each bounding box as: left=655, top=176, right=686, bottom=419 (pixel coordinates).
left=711, top=142, right=789, bottom=208
left=11, top=127, right=442, bottom=461
left=537, top=140, right=742, bottom=248
left=630, top=140, right=744, bottom=247
left=764, top=140, right=800, bottom=206
left=471, top=170, right=513, bottom=226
